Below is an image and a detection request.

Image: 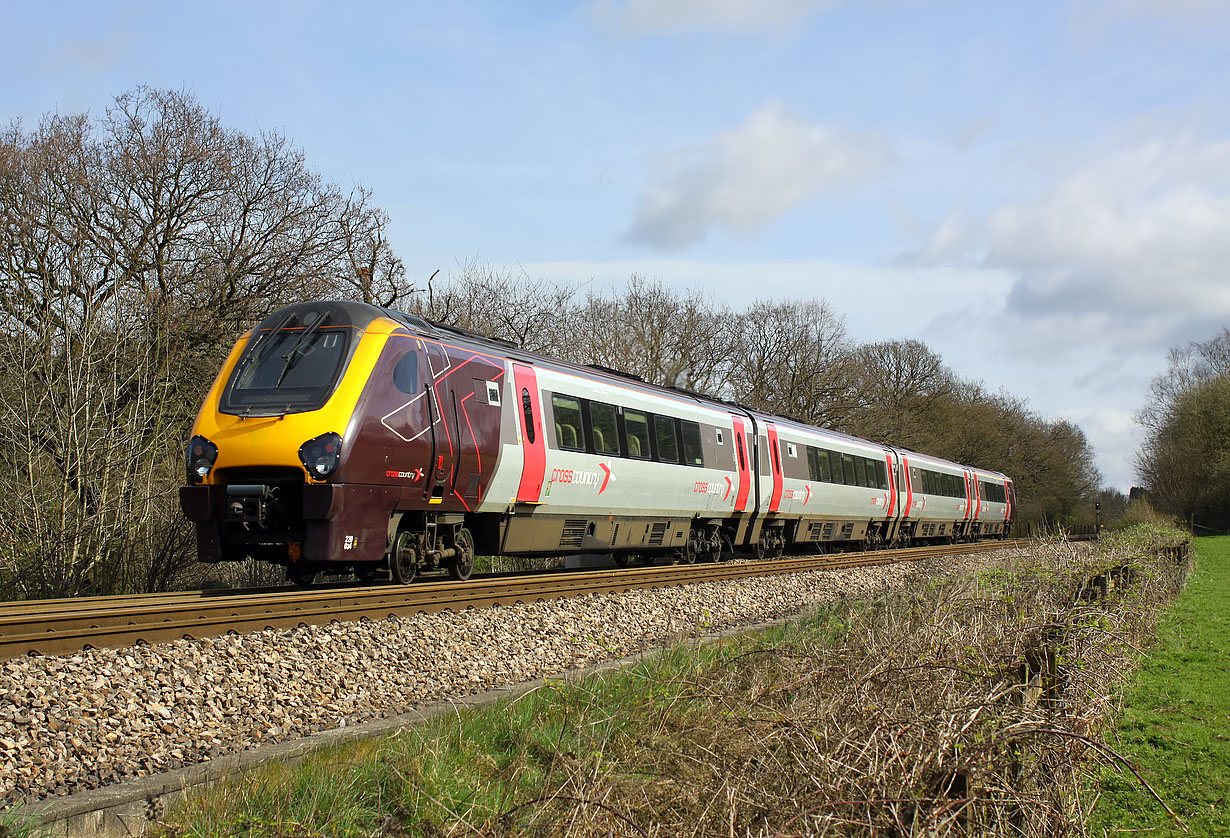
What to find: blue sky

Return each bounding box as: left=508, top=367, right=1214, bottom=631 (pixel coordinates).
left=8, top=0, right=1230, bottom=491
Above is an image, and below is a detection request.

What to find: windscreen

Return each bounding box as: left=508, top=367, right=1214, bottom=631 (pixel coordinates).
left=220, top=310, right=353, bottom=416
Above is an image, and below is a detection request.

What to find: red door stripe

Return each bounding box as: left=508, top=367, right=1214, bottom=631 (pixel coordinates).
left=902, top=456, right=913, bottom=518
left=885, top=452, right=896, bottom=518
left=732, top=417, right=751, bottom=513
left=766, top=423, right=783, bottom=513
left=512, top=364, right=545, bottom=503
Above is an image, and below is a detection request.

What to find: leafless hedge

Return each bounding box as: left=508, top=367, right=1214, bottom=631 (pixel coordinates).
left=515, top=534, right=1190, bottom=836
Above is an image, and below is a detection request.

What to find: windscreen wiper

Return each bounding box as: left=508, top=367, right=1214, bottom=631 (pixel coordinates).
left=232, top=311, right=298, bottom=383
left=273, top=311, right=331, bottom=388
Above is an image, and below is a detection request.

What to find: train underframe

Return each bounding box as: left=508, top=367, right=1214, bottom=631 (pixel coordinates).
left=182, top=474, right=1010, bottom=585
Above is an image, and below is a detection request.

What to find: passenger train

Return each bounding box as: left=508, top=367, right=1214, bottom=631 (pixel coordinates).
left=179, top=301, right=1016, bottom=585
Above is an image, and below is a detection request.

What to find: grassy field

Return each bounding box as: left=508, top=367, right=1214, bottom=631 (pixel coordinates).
left=1090, top=535, right=1230, bottom=836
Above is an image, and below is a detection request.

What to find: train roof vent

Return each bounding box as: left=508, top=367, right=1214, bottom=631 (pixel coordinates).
left=584, top=363, right=644, bottom=382
left=427, top=320, right=519, bottom=348
left=665, top=384, right=709, bottom=400
left=379, top=308, right=437, bottom=334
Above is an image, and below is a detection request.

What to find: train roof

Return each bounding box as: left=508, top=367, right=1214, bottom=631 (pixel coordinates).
left=269, top=301, right=1013, bottom=485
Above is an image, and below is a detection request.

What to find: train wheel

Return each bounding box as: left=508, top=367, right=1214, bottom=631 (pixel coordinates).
left=391, top=531, right=418, bottom=585
left=754, top=534, right=769, bottom=560
left=681, top=531, right=701, bottom=564
left=447, top=528, right=475, bottom=582
left=288, top=563, right=317, bottom=587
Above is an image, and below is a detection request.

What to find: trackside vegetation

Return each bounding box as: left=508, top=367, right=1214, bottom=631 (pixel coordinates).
left=145, top=526, right=1194, bottom=838
left=1089, top=535, right=1230, bottom=836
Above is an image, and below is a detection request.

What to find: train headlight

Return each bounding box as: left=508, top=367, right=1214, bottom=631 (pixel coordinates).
left=186, top=436, right=219, bottom=483
left=299, top=432, right=342, bottom=479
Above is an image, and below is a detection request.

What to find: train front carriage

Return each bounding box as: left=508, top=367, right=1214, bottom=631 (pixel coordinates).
left=179, top=301, right=507, bottom=584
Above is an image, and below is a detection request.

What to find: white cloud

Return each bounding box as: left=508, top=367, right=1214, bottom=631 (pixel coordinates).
left=625, top=102, right=893, bottom=250
left=594, top=0, right=841, bottom=33
left=921, top=132, right=1230, bottom=355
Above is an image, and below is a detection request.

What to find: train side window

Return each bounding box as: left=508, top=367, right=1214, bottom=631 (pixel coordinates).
left=392, top=352, right=419, bottom=394
left=854, top=457, right=867, bottom=488
left=829, top=450, right=844, bottom=484
left=551, top=395, right=584, bottom=451
left=875, top=460, right=888, bottom=490
left=589, top=401, right=621, bottom=456
left=736, top=431, right=746, bottom=471
left=805, top=447, right=819, bottom=481
left=521, top=388, right=535, bottom=444
left=817, top=449, right=832, bottom=482
left=842, top=453, right=856, bottom=485
left=771, top=439, right=781, bottom=473
left=625, top=410, right=651, bottom=459
left=654, top=416, right=679, bottom=463
left=681, top=421, right=704, bottom=466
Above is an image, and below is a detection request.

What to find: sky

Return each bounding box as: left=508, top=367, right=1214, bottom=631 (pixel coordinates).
left=6, top=0, right=1230, bottom=492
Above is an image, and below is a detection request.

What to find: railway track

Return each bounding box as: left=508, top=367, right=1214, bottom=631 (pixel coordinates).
left=0, top=540, right=1027, bottom=661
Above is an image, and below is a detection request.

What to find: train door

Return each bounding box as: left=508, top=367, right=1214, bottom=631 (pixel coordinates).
left=963, top=469, right=974, bottom=534
left=765, top=422, right=784, bottom=513
left=731, top=416, right=752, bottom=512
left=421, top=341, right=454, bottom=503
left=512, top=363, right=546, bottom=503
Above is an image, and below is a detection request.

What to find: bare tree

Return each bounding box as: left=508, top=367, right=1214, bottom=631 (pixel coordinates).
left=0, top=87, right=405, bottom=598
left=1137, top=327, right=1230, bottom=434
left=570, top=276, right=739, bottom=392
left=407, top=259, right=578, bottom=355
left=727, top=298, right=855, bottom=425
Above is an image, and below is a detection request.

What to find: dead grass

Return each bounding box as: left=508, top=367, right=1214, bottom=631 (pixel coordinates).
left=156, top=527, right=1192, bottom=838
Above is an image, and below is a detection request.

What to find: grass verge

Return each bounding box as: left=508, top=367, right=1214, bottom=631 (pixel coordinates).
left=155, top=527, right=1191, bottom=837
left=1088, top=534, right=1230, bottom=836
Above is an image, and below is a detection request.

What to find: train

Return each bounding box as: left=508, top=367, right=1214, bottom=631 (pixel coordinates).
left=179, top=300, right=1016, bottom=585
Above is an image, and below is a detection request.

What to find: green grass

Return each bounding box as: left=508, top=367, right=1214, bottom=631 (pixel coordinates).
left=1090, top=535, right=1230, bottom=836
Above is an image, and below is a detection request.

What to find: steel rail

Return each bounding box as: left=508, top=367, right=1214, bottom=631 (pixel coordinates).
left=0, top=540, right=1028, bottom=660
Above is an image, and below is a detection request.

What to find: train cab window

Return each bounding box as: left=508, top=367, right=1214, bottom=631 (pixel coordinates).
left=854, top=457, right=867, bottom=488
left=874, top=460, right=888, bottom=490
left=551, top=395, right=584, bottom=451
left=654, top=416, right=679, bottom=463
left=841, top=453, right=856, bottom=485
left=590, top=402, right=621, bottom=456
left=681, top=421, right=704, bottom=466
left=829, top=450, right=845, bottom=484
left=521, top=389, right=535, bottom=444
left=625, top=410, right=651, bottom=460
left=392, top=352, right=419, bottom=394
